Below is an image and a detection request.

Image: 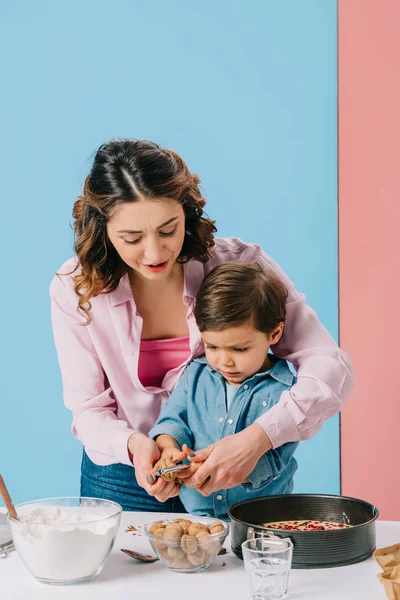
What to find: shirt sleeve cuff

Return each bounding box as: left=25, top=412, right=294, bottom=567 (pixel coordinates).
left=241, top=453, right=274, bottom=491
left=112, top=427, right=137, bottom=466
left=148, top=423, right=192, bottom=450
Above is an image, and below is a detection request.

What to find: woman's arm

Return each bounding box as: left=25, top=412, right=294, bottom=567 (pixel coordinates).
left=246, top=244, right=354, bottom=448
left=185, top=243, right=354, bottom=494
left=50, top=273, right=138, bottom=466
left=50, top=273, right=177, bottom=498
left=181, top=423, right=270, bottom=494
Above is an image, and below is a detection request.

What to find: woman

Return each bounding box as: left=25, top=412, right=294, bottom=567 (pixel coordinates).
left=50, top=138, right=354, bottom=511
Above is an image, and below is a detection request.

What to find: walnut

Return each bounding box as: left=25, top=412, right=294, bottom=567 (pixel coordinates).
left=150, top=521, right=164, bottom=534
left=167, top=545, right=186, bottom=559
left=153, top=527, right=167, bottom=550
left=187, top=548, right=206, bottom=565
left=181, top=534, right=198, bottom=554
left=207, top=539, right=222, bottom=556
left=164, top=523, right=184, bottom=538
left=210, top=524, right=225, bottom=535
left=196, top=530, right=212, bottom=552
left=188, top=522, right=207, bottom=537
left=177, top=519, right=192, bottom=534
left=156, top=457, right=177, bottom=481
left=157, top=546, right=170, bottom=560
left=173, top=555, right=192, bottom=569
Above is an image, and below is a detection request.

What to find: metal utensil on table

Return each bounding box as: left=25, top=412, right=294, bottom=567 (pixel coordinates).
left=121, top=549, right=159, bottom=563
left=153, top=463, right=191, bottom=478
left=121, top=546, right=227, bottom=563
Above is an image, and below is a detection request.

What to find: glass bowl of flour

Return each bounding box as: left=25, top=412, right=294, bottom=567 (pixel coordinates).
left=7, top=496, right=122, bottom=585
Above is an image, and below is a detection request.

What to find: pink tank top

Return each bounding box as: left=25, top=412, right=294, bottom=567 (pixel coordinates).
left=138, top=336, right=191, bottom=388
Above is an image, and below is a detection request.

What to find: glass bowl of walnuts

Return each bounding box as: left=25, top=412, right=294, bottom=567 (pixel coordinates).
left=144, top=517, right=229, bottom=572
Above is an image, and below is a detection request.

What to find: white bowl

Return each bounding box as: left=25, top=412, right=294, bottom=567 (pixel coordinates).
left=7, top=496, right=121, bottom=585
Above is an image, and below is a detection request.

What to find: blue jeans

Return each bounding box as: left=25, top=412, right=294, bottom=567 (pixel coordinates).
left=80, top=451, right=187, bottom=513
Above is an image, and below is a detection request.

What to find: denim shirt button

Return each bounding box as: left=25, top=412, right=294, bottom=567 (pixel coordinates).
left=243, top=384, right=249, bottom=390
left=216, top=494, right=223, bottom=501
left=218, top=417, right=224, bottom=423
left=227, top=419, right=234, bottom=425
left=262, top=401, right=267, bottom=407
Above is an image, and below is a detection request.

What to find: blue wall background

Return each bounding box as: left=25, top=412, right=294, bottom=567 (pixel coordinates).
left=0, top=0, right=338, bottom=504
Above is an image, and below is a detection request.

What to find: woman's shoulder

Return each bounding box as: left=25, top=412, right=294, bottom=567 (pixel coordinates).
left=213, top=236, right=249, bottom=254
left=208, top=238, right=294, bottom=289
left=54, top=256, right=80, bottom=279
left=206, top=237, right=266, bottom=269
left=57, top=256, right=80, bottom=274
left=49, top=257, right=80, bottom=301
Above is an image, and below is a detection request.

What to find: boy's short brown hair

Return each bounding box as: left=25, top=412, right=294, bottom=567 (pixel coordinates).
left=194, top=261, right=288, bottom=335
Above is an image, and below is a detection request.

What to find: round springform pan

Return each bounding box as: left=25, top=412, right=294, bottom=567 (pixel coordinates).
left=228, top=494, right=379, bottom=569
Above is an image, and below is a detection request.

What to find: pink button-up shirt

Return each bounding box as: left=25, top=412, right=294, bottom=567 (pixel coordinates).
left=50, top=237, right=354, bottom=466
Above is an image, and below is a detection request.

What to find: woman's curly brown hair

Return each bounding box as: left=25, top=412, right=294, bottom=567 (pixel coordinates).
left=66, top=139, right=216, bottom=324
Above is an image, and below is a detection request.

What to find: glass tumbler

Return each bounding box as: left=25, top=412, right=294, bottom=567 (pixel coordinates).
left=242, top=536, right=293, bottom=600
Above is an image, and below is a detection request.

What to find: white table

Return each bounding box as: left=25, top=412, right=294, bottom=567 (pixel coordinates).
left=1, top=510, right=396, bottom=600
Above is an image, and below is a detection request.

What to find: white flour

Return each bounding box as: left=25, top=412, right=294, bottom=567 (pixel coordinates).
left=12, top=506, right=120, bottom=581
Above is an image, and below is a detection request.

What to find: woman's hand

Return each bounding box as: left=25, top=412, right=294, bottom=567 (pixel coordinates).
left=182, top=423, right=272, bottom=495
left=128, top=433, right=178, bottom=501
left=148, top=446, right=187, bottom=502
left=174, top=444, right=206, bottom=488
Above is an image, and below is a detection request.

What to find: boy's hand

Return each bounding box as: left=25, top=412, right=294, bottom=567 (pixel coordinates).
left=159, top=447, right=187, bottom=464
left=152, top=447, right=187, bottom=474
left=177, top=444, right=209, bottom=489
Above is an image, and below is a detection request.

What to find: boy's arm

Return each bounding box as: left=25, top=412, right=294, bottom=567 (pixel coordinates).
left=153, top=434, right=187, bottom=465
left=148, top=366, right=194, bottom=450
left=156, top=434, right=180, bottom=453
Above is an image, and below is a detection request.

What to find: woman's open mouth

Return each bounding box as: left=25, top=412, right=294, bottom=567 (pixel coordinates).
left=143, top=260, right=169, bottom=272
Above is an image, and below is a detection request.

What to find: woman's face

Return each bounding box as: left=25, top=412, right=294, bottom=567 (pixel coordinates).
left=106, top=198, right=186, bottom=281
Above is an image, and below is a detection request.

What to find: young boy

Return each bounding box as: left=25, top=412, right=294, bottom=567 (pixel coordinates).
left=148, top=261, right=298, bottom=519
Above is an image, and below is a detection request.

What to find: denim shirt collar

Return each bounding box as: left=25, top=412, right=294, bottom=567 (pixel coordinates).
left=193, top=355, right=294, bottom=387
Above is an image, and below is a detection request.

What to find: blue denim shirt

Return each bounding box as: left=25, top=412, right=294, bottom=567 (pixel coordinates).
left=149, top=357, right=298, bottom=519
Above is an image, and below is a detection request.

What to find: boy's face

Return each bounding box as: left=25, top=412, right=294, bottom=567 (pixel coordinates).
left=202, top=320, right=283, bottom=386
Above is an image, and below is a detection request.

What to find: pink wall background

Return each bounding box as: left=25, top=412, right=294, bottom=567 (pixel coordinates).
left=339, top=0, right=400, bottom=519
